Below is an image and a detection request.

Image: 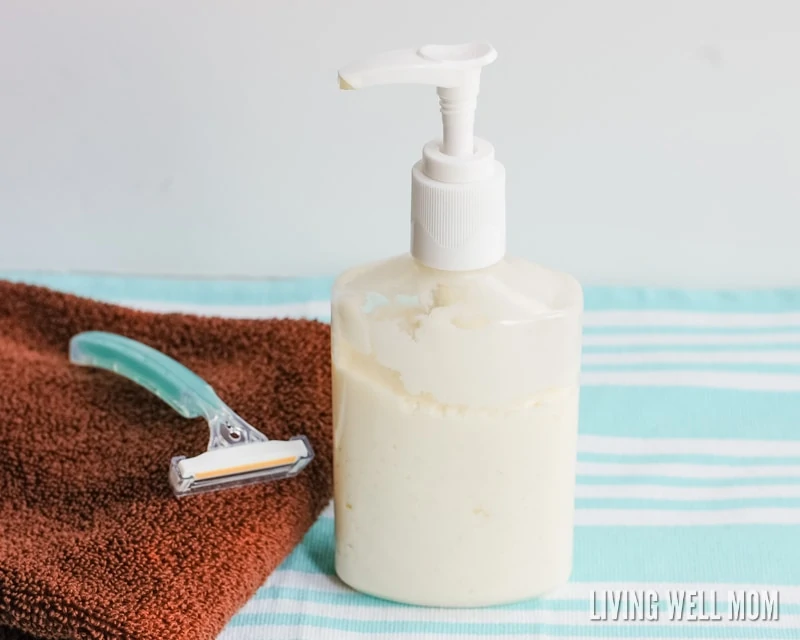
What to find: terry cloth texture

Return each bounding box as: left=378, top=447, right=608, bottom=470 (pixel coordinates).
left=0, top=281, right=333, bottom=640
left=6, top=273, right=800, bottom=640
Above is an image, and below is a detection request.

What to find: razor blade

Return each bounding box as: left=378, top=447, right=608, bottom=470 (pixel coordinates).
left=69, top=331, right=314, bottom=497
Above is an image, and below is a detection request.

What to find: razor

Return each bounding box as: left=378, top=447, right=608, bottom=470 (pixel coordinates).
left=69, top=331, right=314, bottom=497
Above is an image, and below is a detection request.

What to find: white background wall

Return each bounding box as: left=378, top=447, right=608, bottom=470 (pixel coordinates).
left=1, top=1, right=798, bottom=287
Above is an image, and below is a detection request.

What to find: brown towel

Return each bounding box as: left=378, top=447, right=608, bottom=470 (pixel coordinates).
left=0, top=281, right=333, bottom=640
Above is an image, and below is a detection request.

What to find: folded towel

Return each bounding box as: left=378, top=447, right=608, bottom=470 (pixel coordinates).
left=0, top=281, right=333, bottom=640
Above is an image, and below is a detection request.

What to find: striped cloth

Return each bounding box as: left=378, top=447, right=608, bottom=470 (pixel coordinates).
left=5, top=272, right=800, bottom=640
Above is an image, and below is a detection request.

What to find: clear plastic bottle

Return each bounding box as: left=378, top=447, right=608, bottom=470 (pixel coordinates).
left=333, top=44, right=583, bottom=606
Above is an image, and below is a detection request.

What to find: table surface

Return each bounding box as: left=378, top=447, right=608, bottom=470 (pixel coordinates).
left=6, top=272, right=800, bottom=640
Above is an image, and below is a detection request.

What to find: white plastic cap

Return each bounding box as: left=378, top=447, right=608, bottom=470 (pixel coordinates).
left=339, top=43, right=505, bottom=271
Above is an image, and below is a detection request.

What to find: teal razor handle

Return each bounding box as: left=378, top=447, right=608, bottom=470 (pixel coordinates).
left=69, top=331, right=313, bottom=496
left=70, top=331, right=222, bottom=419
left=69, top=331, right=268, bottom=447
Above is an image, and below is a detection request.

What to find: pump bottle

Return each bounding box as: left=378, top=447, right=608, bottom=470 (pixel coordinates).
left=332, top=43, right=583, bottom=607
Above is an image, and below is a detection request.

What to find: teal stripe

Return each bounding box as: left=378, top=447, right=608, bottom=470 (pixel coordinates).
left=5, top=272, right=800, bottom=314
left=584, top=286, right=800, bottom=313
left=578, top=453, right=800, bottom=465
left=585, top=326, right=800, bottom=335
left=254, top=587, right=588, bottom=611
left=278, top=518, right=336, bottom=575
left=577, top=476, right=800, bottom=487
left=579, top=387, right=800, bottom=440
left=253, top=587, right=800, bottom=618
left=227, top=613, right=797, bottom=637
left=574, top=525, right=800, bottom=584
left=583, top=363, right=800, bottom=373
left=575, top=498, right=800, bottom=510
left=584, top=344, right=800, bottom=353
left=0, top=272, right=336, bottom=305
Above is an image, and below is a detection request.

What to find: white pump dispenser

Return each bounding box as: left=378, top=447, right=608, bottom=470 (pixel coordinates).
left=339, top=43, right=505, bottom=271
left=332, top=43, right=584, bottom=608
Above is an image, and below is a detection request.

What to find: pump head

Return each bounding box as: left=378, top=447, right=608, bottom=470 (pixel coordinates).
left=339, top=43, right=506, bottom=272
left=339, top=43, right=496, bottom=158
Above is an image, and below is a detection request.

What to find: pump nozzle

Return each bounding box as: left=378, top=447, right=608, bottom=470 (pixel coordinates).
left=338, top=43, right=496, bottom=157
left=338, top=42, right=506, bottom=273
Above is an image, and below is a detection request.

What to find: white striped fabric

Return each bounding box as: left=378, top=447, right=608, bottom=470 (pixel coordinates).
left=4, top=273, right=799, bottom=640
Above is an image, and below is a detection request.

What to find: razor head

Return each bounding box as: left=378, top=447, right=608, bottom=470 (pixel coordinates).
left=169, top=436, right=314, bottom=497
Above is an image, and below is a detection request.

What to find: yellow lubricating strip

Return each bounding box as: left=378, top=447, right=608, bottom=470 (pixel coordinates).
left=194, top=456, right=298, bottom=480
